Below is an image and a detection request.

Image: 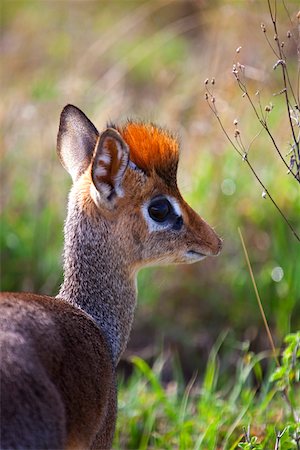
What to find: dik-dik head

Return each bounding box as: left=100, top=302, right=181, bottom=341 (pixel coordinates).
left=57, top=105, right=222, bottom=274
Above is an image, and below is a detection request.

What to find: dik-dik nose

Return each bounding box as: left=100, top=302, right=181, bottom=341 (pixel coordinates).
left=201, top=228, right=223, bottom=256
left=183, top=202, right=222, bottom=257
left=213, top=235, right=223, bottom=256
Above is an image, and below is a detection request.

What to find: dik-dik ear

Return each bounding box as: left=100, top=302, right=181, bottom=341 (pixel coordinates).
left=57, top=105, right=99, bottom=182
left=91, top=129, right=129, bottom=203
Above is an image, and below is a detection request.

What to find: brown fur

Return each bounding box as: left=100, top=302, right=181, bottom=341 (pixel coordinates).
left=0, top=293, right=116, bottom=449
left=0, top=105, right=222, bottom=449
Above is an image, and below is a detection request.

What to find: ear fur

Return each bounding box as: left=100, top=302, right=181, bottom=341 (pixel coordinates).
left=92, top=129, right=129, bottom=203
left=57, top=105, right=99, bottom=182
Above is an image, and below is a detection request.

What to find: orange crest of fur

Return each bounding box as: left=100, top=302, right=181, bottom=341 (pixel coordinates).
left=119, top=122, right=179, bottom=187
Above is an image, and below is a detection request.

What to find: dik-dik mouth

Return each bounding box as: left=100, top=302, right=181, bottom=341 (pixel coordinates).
left=186, top=250, right=207, bottom=261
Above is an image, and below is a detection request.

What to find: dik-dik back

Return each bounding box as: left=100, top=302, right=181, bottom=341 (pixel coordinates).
left=0, top=105, right=222, bottom=449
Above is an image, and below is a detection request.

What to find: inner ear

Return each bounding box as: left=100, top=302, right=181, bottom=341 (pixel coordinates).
left=57, top=104, right=99, bottom=182
left=92, top=128, right=129, bottom=202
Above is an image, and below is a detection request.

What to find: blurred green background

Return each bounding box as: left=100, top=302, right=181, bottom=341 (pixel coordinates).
left=1, top=0, right=299, bottom=378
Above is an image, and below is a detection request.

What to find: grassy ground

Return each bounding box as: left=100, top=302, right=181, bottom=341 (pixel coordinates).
left=115, top=333, right=300, bottom=449
left=1, top=1, right=300, bottom=448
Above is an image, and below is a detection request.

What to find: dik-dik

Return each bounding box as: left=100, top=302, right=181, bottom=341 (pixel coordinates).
left=0, top=105, right=222, bottom=449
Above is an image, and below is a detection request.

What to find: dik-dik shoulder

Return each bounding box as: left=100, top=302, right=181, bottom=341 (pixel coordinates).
left=0, top=292, right=116, bottom=449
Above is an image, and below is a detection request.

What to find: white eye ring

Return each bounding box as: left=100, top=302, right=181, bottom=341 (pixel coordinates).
left=142, top=196, right=182, bottom=232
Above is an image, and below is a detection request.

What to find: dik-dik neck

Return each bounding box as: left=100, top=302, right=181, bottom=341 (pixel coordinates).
left=58, top=196, right=137, bottom=366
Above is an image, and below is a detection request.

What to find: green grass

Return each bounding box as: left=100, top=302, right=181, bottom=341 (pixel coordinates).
left=115, top=333, right=300, bottom=450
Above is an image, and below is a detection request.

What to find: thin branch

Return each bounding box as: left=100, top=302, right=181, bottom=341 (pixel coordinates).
left=267, top=0, right=300, bottom=162
left=275, top=428, right=286, bottom=450
left=297, top=67, right=300, bottom=108
left=235, top=75, right=299, bottom=182
left=279, top=45, right=298, bottom=107
left=263, top=28, right=281, bottom=59
left=262, top=31, right=298, bottom=125
left=247, top=126, right=265, bottom=155
left=282, top=0, right=293, bottom=26
left=244, top=158, right=300, bottom=242
left=205, top=95, right=300, bottom=242
left=277, top=62, right=299, bottom=154
left=242, top=425, right=251, bottom=444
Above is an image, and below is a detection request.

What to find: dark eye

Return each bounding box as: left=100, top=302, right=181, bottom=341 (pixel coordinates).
left=148, top=198, right=172, bottom=222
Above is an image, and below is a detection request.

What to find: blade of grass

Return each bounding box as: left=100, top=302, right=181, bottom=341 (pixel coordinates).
left=222, top=390, right=256, bottom=449
left=131, top=356, right=167, bottom=401
left=194, top=420, right=220, bottom=450
left=178, top=371, right=198, bottom=425
left=202, top=329, right=229, bottom=395
left=238, top=227, right=279, bottom=367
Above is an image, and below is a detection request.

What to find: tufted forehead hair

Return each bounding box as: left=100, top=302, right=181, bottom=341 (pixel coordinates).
left=112, top=122, right=180, bottom=187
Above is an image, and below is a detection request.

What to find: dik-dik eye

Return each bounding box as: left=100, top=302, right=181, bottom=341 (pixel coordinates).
left=148, top=198, right=172, bottom=222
